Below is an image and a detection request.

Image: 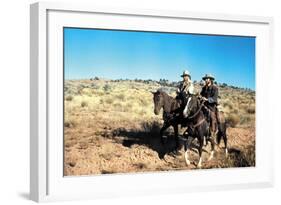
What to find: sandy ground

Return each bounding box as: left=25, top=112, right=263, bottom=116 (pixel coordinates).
left=64, top=125, right=255, bottom=176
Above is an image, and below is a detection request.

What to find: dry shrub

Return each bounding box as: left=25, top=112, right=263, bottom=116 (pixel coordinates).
left=81, top=101, right=88, bottom=107
left=64, top=119, right=77, bottom=128
left=226, top=114, right=240, bottom=127
left=103, top=84, right=111, bottom=93
left=65, top=95, right=73, bottom=101
left=247, top=106, right=255, bottom=114
left=240, top=115, right=251, bottom=125
left=105, top=97, right=114, bottom=104
left=223, top=101, right=233, bottom=110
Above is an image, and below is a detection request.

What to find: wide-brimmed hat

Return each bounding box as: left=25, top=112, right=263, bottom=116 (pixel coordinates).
left=202, top=74, right=215, bottom=81
left=181, top=70, right=191, bottom=78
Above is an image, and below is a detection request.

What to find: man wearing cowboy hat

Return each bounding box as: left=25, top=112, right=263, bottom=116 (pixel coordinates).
left=176, top=70, right=195, bottom=117
left=200, top=74, right=218, bottom=106
left=200, top=74, right=220, bottom=137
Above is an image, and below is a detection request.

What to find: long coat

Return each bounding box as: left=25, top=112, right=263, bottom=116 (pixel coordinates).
left=200, top=84, right=218, bottom=111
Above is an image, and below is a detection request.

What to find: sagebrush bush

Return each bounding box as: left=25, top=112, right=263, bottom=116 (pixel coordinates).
left=103, top=84, right=111, bottom=92
left=64, top=119, right=76, bottom=128
left=247, top=106, right=255, bottom=114
left=81, top=101, right=88, bottom=107
left=226, top=114, right=240, bottom=127
left=65, top=95, right=73, bottom=101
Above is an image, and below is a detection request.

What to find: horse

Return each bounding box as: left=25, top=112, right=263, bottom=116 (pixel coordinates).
left=182, top=95, right=214, bottom=168
left=151, top=89, right=184, bottom=151
left=183, top=95, right=228, bottom=167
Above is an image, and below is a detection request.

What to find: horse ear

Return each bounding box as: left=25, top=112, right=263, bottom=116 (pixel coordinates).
left=150, top=91, right=155, bottom=94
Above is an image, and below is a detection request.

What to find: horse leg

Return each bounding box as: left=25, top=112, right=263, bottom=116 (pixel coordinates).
left=208, top=136, right=215, bottom=161
left=160, top=122, right=170, bottom=145
left=219, top=112, right=228, bottom=155
left=197, top=137, right=203, bottom=168
left=184, top=136, right=193, bottom=166
left=173, top=124, right=180, bottom=151
left=223, top=133, right=228, bottom=156
left=217, top=131, right=222, bottom=147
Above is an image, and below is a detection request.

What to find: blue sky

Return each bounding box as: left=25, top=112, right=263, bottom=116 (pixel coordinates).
left=64, top=28, right=255, bottom=90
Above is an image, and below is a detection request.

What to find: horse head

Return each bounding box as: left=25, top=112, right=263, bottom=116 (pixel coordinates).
left=151, top=90, right=165, bottom=115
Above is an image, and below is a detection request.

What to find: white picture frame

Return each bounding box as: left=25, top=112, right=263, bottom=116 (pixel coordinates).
left=30, top=2, right=274, bottom=202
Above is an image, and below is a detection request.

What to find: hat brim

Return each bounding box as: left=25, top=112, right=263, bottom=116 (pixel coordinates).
left=202, top=76, right=214, bottom=80
left=181, top=74, right=191, bottom=77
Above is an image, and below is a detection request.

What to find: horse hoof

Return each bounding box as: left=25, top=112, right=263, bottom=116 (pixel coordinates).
left=184, top=151, right=190, bottom=165
left=197, top=157, right=202, bottom=168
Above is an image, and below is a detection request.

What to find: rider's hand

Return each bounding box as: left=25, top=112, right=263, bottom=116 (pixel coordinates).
left=202, top=97, right=208, bottom=101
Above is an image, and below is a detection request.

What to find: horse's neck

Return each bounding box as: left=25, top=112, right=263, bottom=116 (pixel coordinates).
left=191, top=110, right=204, bottom=125
left=190, top=101, right=202, bottom=120
left=162, top=94, right=176, bottom=113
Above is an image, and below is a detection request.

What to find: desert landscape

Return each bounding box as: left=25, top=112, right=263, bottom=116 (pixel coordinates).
left=64, top=78, right=255, bottom=176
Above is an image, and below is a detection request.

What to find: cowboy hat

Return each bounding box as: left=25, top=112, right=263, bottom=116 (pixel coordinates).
left=202, top=74, right=215, bottom=81
left=181, top=70, right=191, bottom=78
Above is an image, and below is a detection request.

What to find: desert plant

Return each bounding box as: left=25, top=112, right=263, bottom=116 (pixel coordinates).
left=81, top=101, right=88, bottom=107
left=64, top=119, right=76, bottom=128
left=65, top=95, right=73, bottom=101
left=247, top=106, right=255, bottom=114
left=226, top=114, right=240, bottom=127
left=103, top=84, right=111, bottom=92
left=240, top=115, right=251, bottom=125
left=105, top=97, right=114, bottom=104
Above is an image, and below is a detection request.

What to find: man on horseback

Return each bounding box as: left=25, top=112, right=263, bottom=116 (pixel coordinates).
left=200, top=74, right=221, bottom=138
left=176, top=70, right=195, bottom=118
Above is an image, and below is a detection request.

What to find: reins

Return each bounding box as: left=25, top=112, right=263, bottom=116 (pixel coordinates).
left=187, top=101, right=205, bottom=119
left=188, top=100, right=206, bottom=129
left=191, top=118, right=206, bottom=129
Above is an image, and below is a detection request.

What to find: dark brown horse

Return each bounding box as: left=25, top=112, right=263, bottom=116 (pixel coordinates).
left=152, top=90, right=183, bottom=151
left=182, top=95, right=214, bottom=167
left=183, top=95, right=228, bottom=167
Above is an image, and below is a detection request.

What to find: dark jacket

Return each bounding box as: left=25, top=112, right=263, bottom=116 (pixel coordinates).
left=200, top=84, right=218, bottom=108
